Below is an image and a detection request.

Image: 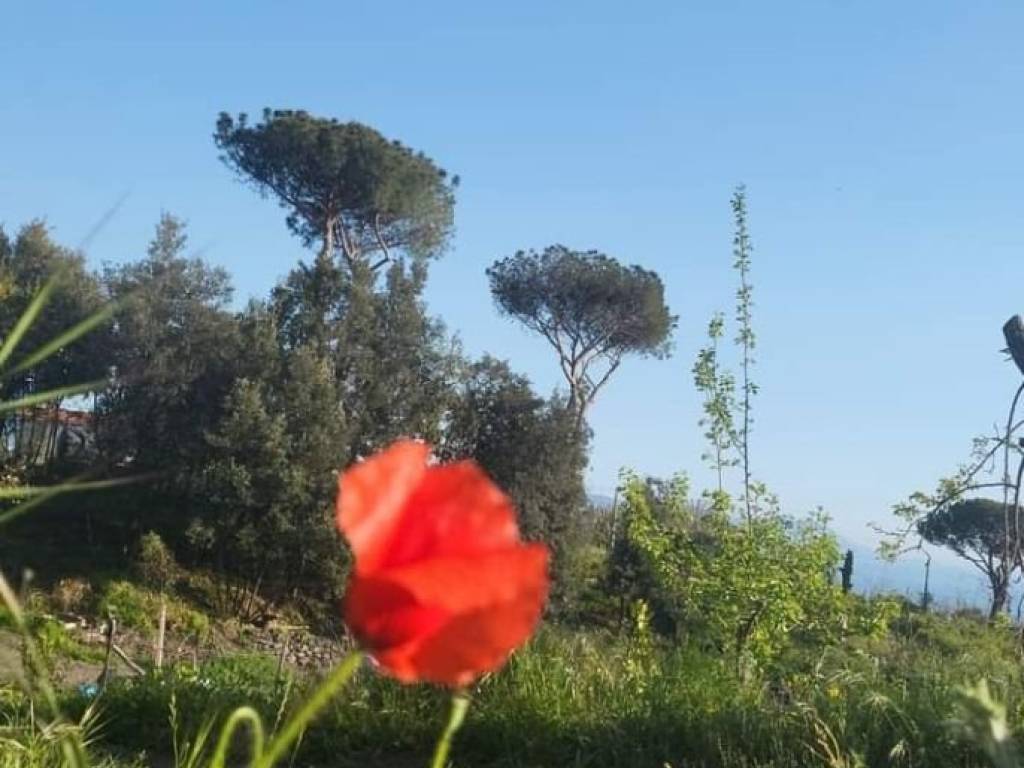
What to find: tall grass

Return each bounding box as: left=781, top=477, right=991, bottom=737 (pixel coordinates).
left=49, top=616, right=1023, bottom=767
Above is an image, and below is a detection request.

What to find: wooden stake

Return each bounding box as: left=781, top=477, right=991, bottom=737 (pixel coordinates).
left=155, top=597, right=167, bottom=669
left=111, top=642, right=145, bottom=676
left=99, top=614, right=116, bottom=689
left=275, top=630, right=291, bottom=685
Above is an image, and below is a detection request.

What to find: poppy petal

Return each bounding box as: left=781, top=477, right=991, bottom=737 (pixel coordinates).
left=380, top=461, right=520, bottom=569
left=338, top=440, right=429, bottom=574
left=405, top=591, right=548, bottom=685
left=336, top=440, right=552, bottom=685
left=343, top=576, right=448, bottom=655
left=375, top=546, right=549, bottom=616
left=343, top=547, right=548, bottom=685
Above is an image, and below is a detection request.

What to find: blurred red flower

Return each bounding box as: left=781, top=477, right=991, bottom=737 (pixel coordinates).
left=337, top=440, right=550, bottom=686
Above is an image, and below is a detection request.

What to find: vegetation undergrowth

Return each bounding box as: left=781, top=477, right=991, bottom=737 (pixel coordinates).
left=10, top=616, right=1005, bottom=768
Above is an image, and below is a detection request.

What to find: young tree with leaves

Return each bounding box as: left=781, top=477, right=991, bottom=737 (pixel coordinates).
left=731, top=186, right=758, bottom=522
left=621, top=470, right=848, bottom=671
left=692, top=312, right=737, bottom=510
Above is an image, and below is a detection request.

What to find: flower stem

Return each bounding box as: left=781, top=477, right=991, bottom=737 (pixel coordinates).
left=429, top=692, right=471, bottom=768
left=254, top=650, right=363, bottom=768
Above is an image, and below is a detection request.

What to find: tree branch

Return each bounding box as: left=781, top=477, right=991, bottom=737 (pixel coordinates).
left=584, top=353, right=622, bottom=408
left=334, top=215, right=359, bottom=270
left=369, top=213, right=392, bottom=272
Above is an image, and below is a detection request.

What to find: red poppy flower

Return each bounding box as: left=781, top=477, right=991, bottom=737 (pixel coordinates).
left=337, top=440, right=550, bottom=686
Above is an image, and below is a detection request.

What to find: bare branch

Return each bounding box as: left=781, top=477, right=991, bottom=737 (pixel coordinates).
left=584, top=353, right=623, bottom=407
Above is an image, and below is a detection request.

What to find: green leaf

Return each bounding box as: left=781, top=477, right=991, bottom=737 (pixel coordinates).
left=5, top=300, right=120, bottom=379
left=0, top=379, right=107, bottom=414
left=0, top=273, right=59, bottom=369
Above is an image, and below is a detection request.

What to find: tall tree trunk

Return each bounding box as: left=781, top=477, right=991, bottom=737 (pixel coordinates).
left=321, top=216, right=335, bottom=263
left=990, top=566, right=1010, bottom=620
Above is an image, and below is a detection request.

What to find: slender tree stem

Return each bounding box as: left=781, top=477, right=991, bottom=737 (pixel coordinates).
left=429, top=693, right=471, bottom=768
left=731, top=186, right=756, bottom=525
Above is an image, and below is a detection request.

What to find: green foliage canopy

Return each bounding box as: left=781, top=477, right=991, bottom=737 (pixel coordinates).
left=98, top=214, right=239, bottom=475
left=487, top=246, right=676, bottom=426
left=0, top=222, right=109, bottom=466
left=190, top=361, right=347, bottom=608
left=215, top=109, right=457, bottom=270
left=440, top=356, right=588, bottom=558
left=917, top=498, right=1016, bottom=618
left=615, top=471, right=865, bottom=669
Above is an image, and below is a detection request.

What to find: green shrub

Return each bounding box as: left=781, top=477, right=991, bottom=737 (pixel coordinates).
left=134, top=533, right=178, bottom=593
left=97, top=581, right=154, bottom=631
left=95, top=581, right=209, bottom=639
left=29, top=617, right=100, bottom=665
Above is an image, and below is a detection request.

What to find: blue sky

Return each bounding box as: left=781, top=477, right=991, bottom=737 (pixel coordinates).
left=3, top=2, right=1023, bottom=595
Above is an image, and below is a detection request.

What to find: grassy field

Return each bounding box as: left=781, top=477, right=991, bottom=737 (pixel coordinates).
left=1, top=602, right=1020, bottom=768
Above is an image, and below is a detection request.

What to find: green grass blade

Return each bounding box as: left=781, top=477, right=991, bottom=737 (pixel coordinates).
left=0, top=474, right=159, bottom=526
left=254, top=651, right=363, bottom=768
left=0, top=483, right=68, bottom=527
left=0, top=380, right=107, bottom=415
left=0, top=276, right=59, bottom=370
left=6, top=301, right=119, bottom=379
left=209, top=707, right=265, bottom=768
left=0, top=475, right=155, bottom=498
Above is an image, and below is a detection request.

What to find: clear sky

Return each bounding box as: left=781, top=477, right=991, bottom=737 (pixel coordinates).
left=3, top=2, right=1024, bottom=593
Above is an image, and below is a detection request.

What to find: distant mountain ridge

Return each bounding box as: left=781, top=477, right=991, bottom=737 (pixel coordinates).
left=587, top=492, right=615, bottom=510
